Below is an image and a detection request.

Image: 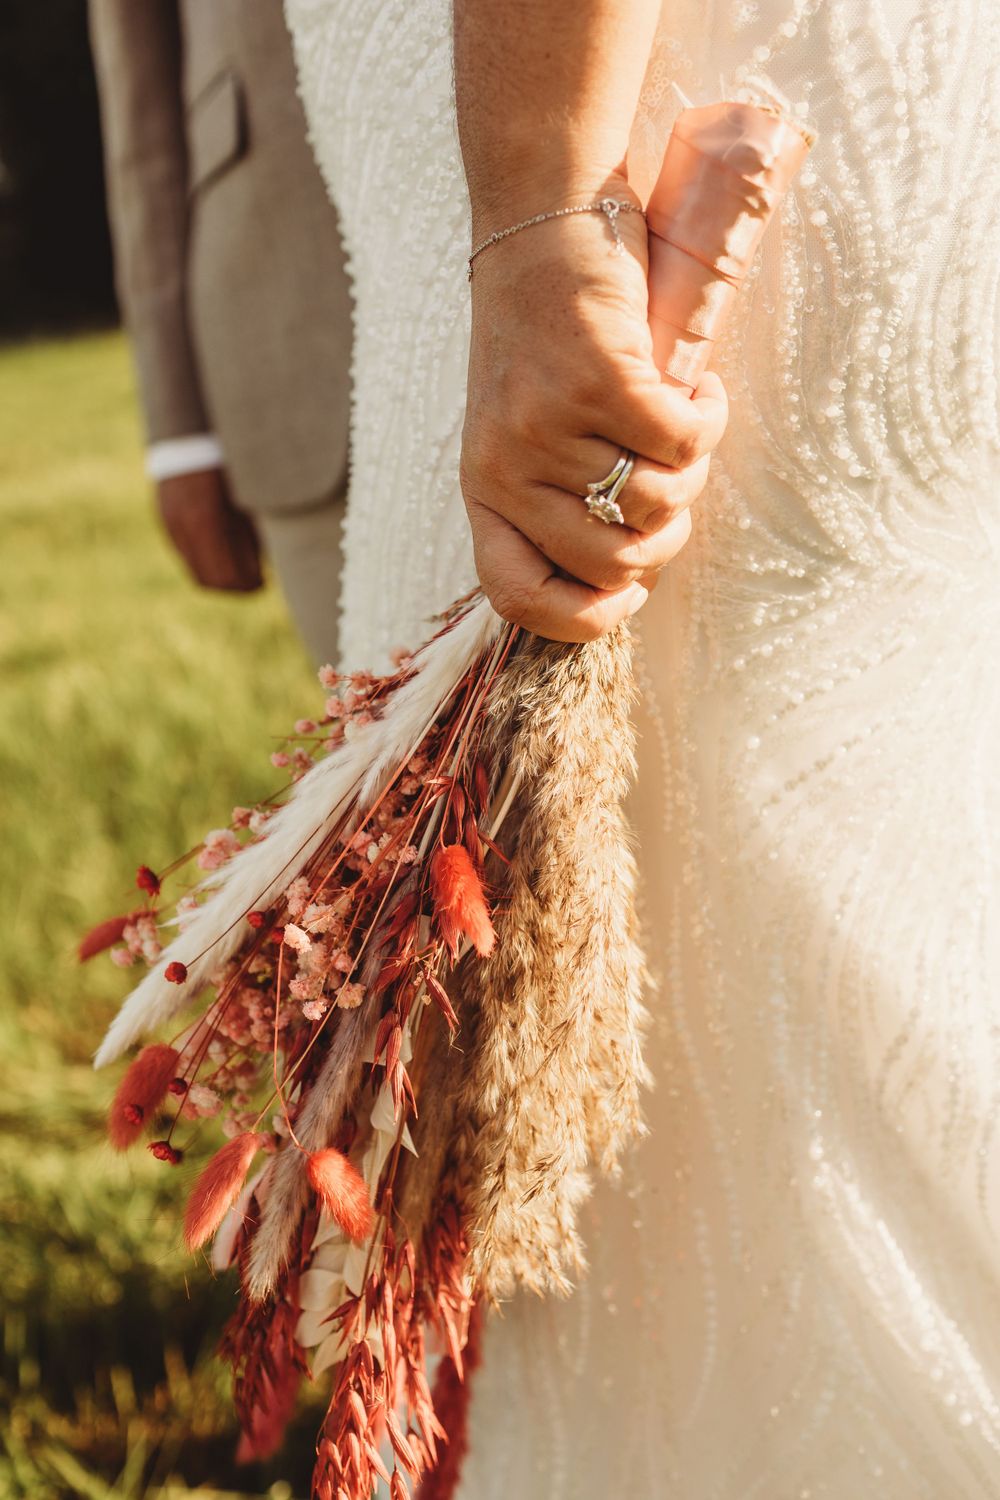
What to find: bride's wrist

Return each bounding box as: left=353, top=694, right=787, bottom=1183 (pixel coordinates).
left=463, top=132, right=636, bottom=242
left=468, top=170, right=640, bottom=253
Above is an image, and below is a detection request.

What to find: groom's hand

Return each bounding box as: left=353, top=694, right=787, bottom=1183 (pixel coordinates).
left=156, top=469, right=263, bottom=593
left=459, top=175, right=728, bottom=643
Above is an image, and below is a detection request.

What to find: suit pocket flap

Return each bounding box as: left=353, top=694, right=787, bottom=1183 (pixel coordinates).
left=187, top=70, right=246, bottom=193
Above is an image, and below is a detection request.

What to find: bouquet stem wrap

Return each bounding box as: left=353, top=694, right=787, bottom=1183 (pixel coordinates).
left=90, top=91, right=811, bottom=1500
left=647, top=98, right=812, bottom=390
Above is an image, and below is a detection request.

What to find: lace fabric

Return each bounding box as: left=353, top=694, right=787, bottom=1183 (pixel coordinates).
left=285, top=0, right=1000, bottom=1491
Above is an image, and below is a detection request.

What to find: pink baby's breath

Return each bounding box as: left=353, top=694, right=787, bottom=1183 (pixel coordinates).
left=110, top=946, right=135, bottom=969
left=336, top=981, right=365, bottom=1010
left=284, top=877, right=311, bottom=919
left=289, top=975, right=321, bottom=1002
left=198, top=829, right=241, bottom=871
left=282, top=923, right=311, bottom=955
left=302, top=902, right=337, bottom=934
left=270, top=751, right=291, bottom=770
left=302, top=998, right=329, bottom=1021
left=187, top=1083, right=223, bottom=1117
left=317, top=663, right=339, bottom=689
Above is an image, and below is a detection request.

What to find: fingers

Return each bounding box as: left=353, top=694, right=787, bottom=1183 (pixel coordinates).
left=470, top=499, right=689, bottom=642
left=586, top=366, right=729, bottom=473
left=483, top=471, right=703, bottom=593
left=519, top=443, right=712, bottom=537
left=157, top=471, right=263, bottom=592
left=226, top=506, right=264, bottom=592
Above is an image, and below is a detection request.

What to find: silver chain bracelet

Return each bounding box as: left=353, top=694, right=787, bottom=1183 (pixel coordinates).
left=467, top=196, right=643, bottom=281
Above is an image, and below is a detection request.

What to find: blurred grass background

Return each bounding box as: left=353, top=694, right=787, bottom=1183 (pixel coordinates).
left=0, top=330, right=330, bottom=1498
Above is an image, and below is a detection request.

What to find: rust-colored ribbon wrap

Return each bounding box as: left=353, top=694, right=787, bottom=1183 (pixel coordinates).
left=646, top=100, right=813, bottom=391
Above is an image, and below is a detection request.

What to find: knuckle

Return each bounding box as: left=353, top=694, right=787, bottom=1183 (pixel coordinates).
left=631, top=497, right=675, bottom=535
left=571, top=362, right=619, bottom=413
left=580, top=549, right=638, bottom=593
left=667, top=428, right=701, bottom=470
left=487, top=577, right=538, bottom=627
left=510, top=394, right=550, bottom=452
left=601, top=555, right=642, bottom=592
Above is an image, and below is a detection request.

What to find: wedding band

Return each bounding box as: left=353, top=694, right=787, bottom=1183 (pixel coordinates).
left=583, top=449, right=635, bottom=525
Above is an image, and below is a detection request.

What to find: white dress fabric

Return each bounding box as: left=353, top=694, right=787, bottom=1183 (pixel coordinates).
left=285, top=0, right=1000, bottom=1493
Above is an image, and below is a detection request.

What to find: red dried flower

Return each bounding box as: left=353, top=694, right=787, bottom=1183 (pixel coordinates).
left=246, top=910, right=267, bottom=929
left=167, top=1077, right=188, bottom=1097
left=164, top=961, right=188, bottom=984
left=430, top=844, right=495, bottom=959
left=78, top=913, right=130, bottom=963
left=234, top=1360, right=303, bottom=1463
left=107, top=1043, right=180, bottom=1149
left=148, top=1140, right=183, bottom=1164
left=306, top=1148, right=374, bottom=1244
left=136, top=865, right=161, bottom=896
left=184, top=1131, right=262, bottom=1250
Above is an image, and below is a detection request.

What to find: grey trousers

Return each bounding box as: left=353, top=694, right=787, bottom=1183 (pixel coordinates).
left=256, top=492, right=345, bottom=668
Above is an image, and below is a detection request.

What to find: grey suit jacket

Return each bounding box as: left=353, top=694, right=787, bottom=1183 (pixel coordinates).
left=89, top=0, right=352, bottom=516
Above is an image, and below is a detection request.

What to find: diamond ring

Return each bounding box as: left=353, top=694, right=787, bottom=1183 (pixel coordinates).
left=583, top=450, right=635, bottom=525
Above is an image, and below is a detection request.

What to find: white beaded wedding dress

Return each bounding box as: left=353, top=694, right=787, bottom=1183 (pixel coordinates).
left=285, top=0, right=1000, bottom=1493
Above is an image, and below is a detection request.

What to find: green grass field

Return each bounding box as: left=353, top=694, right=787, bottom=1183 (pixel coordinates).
left=0, top=330, right=330, bottom=1498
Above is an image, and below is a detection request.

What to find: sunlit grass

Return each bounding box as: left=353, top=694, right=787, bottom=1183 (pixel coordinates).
left=0, top=330, right=327, bottom=1497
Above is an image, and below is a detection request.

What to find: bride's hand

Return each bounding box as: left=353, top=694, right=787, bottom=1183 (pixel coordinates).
left=460, top=177, right=728, bottom=642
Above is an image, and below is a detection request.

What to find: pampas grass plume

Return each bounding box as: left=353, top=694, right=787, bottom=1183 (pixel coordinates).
left=107, top=1043, right=180, bottom=1149
left=306, top=1148, right=374, bottom=1244
left=430, top=844, right=495, bottom=958
left=183, top=1131, right=262, bottom=1251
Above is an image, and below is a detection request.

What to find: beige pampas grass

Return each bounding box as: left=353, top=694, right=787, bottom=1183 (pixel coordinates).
left=399, top=628, right=649, bottom=1301
left=461, top=627, right=648, bottom=1298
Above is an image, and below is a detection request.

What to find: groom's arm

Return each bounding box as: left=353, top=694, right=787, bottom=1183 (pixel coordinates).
left=88, top=0, right=208, bottom=444
left=88, top=0, right=262, bottom=591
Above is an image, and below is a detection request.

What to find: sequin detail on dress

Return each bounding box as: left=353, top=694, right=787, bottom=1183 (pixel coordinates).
left=285, top=0, right=1000, bottom=1491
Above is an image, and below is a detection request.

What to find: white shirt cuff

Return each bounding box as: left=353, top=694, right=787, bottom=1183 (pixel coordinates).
left=146, top=434, right=225, bottom=482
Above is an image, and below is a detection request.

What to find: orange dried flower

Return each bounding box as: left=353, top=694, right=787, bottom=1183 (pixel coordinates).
left=107, top=1043, right=180, bottom=1149
left=306, top=1148, right=374, bottom=1244
left=78, top=913, right=131, bottom=963
left=183, top=1131, right=262, bottom=1250
left=430, top=844, right=495, bottom=958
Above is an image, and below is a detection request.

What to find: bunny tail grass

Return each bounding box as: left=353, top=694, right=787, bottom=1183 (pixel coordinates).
left=93, top=597, right=503, bottom=1070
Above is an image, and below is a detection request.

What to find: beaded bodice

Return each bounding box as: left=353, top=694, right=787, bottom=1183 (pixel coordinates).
left=286, top=0, right=1000, bottom=1492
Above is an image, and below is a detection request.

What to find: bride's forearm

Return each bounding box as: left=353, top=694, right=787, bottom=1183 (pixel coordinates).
left=453, top=0, right=660, bottom=233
